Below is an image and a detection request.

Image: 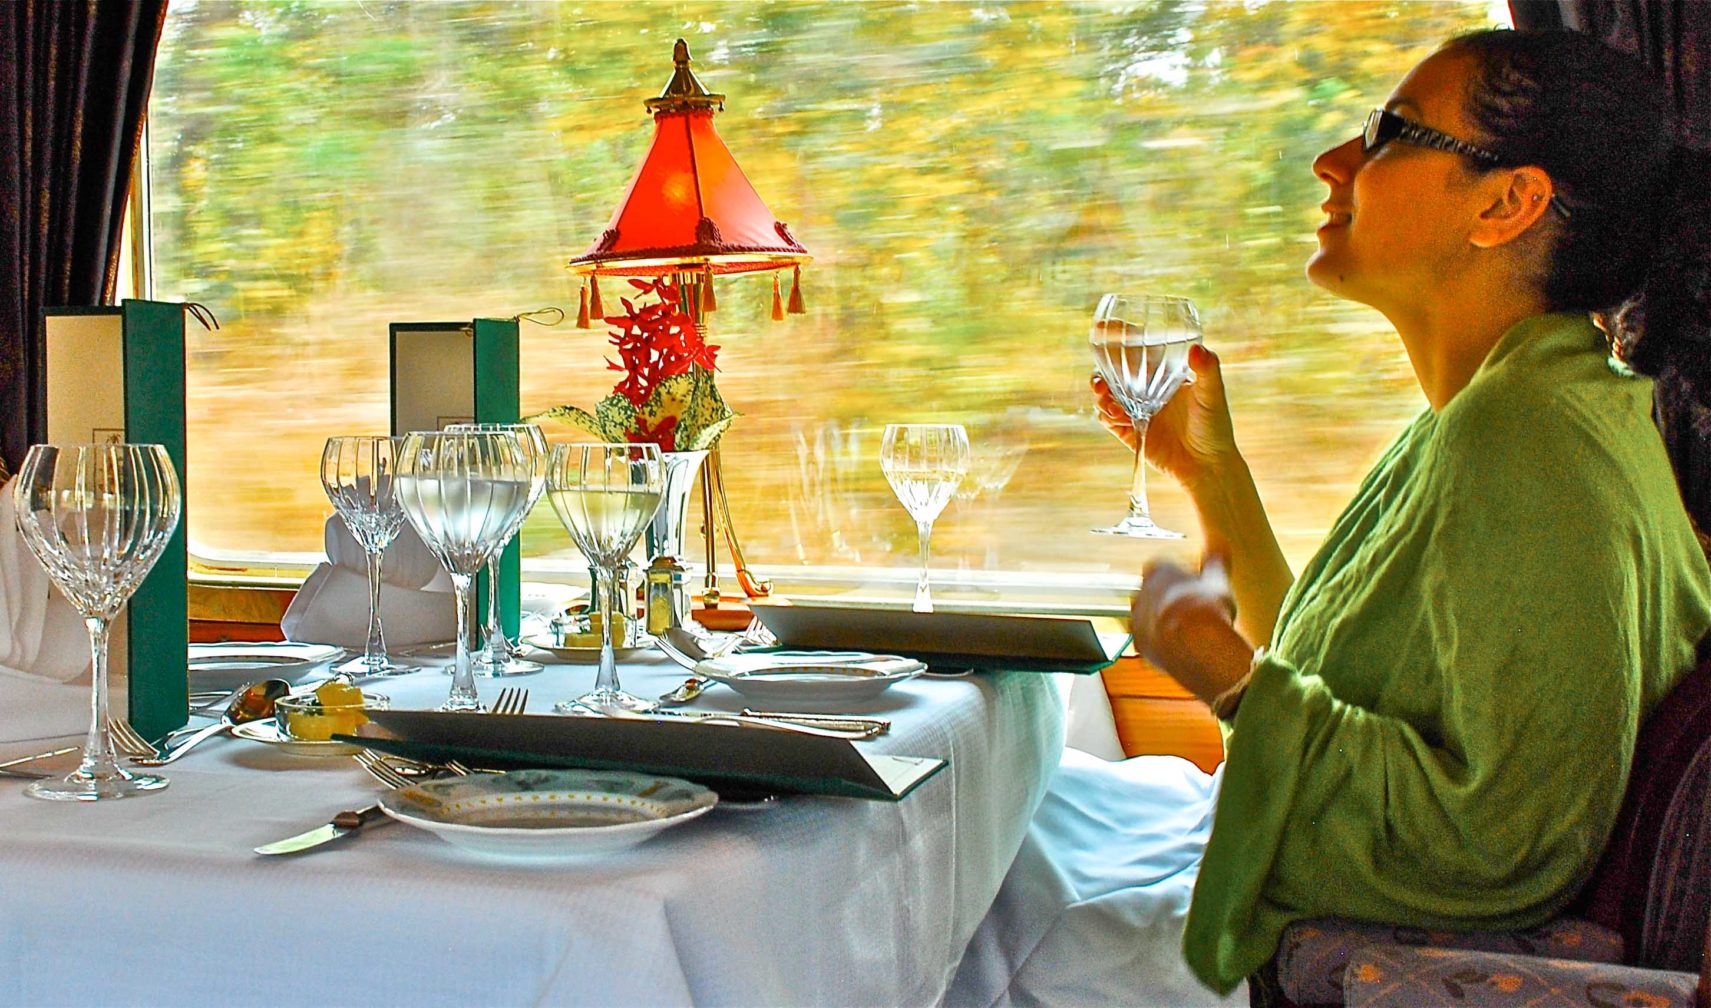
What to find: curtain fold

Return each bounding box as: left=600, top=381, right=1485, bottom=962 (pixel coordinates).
left=1511, top=0, right=1711, bottom=543
left=0, top=0, right=168, bottom=474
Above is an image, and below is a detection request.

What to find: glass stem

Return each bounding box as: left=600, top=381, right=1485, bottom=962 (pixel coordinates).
left=79, top=616, right=118, bottom=779
left=363, top=548, right=387, bottom=669
left=482, top=553, right=510, bottom=663
left=594, top=563, right=623, bottom=696
left=913, top=518, right=935, bottom=614
left=445, top=572, right=480, bottom=711
left=1126, top=416, right=1153, bottom=522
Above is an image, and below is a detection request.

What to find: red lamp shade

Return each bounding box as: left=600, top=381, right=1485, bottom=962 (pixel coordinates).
left=569, top=40, right=810, bottom=278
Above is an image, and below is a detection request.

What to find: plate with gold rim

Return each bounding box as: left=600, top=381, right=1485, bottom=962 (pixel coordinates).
left=378, top=768, right=716, bottom=860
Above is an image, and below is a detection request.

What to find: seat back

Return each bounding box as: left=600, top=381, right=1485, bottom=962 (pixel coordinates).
left=1575, top=637, right=1711, bottom=971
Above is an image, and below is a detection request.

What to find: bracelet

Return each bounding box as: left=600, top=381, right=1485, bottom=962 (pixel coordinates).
left=1209, top=647, right=1265, bottom=723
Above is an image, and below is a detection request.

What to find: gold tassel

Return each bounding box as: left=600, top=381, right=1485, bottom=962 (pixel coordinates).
left=702, top=266, right=717, bottom=314
left=576, top=282, right=591, bottom=328
left=771, top=273, right=784, bottom=321
left=787, top=264, right=805, bottom=315
left=589, top=275, right=604, bottom=318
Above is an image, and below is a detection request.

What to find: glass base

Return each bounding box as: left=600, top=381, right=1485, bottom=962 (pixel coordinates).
left=1091, top=516, right=1186, bottom=539
left=469, top=656, right=544, bottom=678
left=26, top=766, right=168, bottom=802
left=438, top=696, right=486, bottom=713
left=554, top=688, right=656, bottom=715
left=334, top=656, right=416, bottom=679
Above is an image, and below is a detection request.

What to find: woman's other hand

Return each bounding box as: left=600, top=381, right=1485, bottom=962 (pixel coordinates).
left=1132, top=555, right=1253, bottom=704
left=1091, top=343, right=1239, bottom=492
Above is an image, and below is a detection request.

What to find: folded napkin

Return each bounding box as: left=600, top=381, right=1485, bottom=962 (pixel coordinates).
left=281, top=514, right=455, bottom=649
left=0, top=479, right=95, bottom=741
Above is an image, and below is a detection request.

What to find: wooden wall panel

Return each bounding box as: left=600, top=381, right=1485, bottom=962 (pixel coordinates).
left=1103, top=656, right=1225, bottom=773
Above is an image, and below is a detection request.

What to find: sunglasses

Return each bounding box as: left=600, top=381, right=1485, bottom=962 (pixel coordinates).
left=1361, top=108, right=1573, bottom=219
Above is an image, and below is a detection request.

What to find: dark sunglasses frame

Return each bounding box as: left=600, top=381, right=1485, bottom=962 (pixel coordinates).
left=1361, top=108, right=1573, bottom=219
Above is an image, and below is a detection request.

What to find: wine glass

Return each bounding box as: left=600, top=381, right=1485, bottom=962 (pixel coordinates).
left=545, top=443, right=666, bottom=713
left=880, top=424, right=969, bottom=613
left=320, top=436, right=410, bottom=678
left=447, top=423, right=548, bottom=678
left=394, top=430, right=534, bottom=712
left=11, top=443, right=181, bottom=801
left=1088, top=294, right=1203, bottom=538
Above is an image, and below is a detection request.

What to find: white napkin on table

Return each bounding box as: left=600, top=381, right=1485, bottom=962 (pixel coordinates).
left=280, top=514, right=454, bottom=649
left=0, top=479, right=95, bottom=742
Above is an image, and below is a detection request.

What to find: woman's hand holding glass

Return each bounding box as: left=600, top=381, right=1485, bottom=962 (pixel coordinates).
left=1091, top=341, right=1238, bottom=494
left=395, top=430, right=534, bottom=712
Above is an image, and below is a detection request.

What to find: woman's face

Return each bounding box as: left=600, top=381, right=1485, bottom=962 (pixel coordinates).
left=1306, top=48, right=1493, bottom=312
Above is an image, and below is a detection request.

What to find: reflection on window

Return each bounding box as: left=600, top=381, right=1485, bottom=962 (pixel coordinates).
left=148, top=1, right=1496, bottom=602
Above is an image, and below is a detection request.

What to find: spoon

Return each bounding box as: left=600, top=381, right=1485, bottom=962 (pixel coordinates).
left=656, top=628, right=742, bottom=705
left=130, top=678, right=290, bottom=766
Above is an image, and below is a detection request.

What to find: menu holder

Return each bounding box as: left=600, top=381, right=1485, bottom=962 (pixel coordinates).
left=389, top=317, right=522, bottom=637
left=748, top=602, right=1130, bottom=675
left=350, top=709, right=946, bottom=802
left=42, top=300, right=189, bottom=740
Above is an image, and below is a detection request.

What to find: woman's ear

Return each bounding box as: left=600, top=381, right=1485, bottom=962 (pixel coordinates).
left=1469, top=165, right=1556, bottom=248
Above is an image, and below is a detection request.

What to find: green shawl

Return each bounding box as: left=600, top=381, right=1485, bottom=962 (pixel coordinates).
left=1184, top=312, right=1711, bottom=992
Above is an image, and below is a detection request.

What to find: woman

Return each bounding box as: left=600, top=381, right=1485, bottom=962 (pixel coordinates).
left=952, top=28, right=1711, bottom=1005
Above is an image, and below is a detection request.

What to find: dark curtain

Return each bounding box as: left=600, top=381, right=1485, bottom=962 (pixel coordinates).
left=0, top=0, right=168, bottom=475
left=1511, top=0, right=1711, bottom=546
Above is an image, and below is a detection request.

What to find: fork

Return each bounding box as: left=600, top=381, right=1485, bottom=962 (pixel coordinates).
left=354, top=749, right=473, bottom=788
left=491, top=687, right=529, bottom=716
left=106, top=718, right=162, bottom=760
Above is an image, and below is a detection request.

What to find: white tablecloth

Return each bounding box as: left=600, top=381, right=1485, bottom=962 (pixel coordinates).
left=0, top=652, right=1065, bottom=1007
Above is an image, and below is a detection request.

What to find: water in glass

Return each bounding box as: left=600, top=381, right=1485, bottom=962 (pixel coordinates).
left=881, top=424, right=969, bottom=613
left=395, top=431, right=534, bottom=711
left=1089, top=294, right=1203, bottom=539
left=446, top=422, right=548, bottom=678
left=545, top=444, right=666, bottom=713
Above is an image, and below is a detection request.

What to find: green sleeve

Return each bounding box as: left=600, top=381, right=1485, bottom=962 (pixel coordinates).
left=1182, top=366, right=1707, bottom=993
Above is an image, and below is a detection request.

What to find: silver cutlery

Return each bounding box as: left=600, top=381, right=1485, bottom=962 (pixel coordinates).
left=0, top=745, right=83, bottom=780
left=491, top=687, right=529, bottom=716
left=253, top=751, right=468, bottom=856
left=106, top=718, right=162, bottom=760
left=569, top=700, right=882, bottom=740
left=130, top=679, right=288, bottom=767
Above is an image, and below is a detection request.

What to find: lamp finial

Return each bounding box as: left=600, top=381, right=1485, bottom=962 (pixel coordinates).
left=646, top=38, right=725, bottom=113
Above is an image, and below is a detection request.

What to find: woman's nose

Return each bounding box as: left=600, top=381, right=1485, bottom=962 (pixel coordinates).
left=1313, top=135, right=1364, bottom=187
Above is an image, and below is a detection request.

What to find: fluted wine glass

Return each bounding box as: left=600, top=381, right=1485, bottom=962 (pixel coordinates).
left=321, top=436, right=410, bottom=678
left=1089, top=294, right=1203, bottom=538
left=447, top=423, right=548, bottom=677
left=545, top=444, right=666, bottom=713
left=395, top=431, right=534, bottom=712
left=880, top=424, right=969, bottom=613
left=12, top=443, right=180, bottom=801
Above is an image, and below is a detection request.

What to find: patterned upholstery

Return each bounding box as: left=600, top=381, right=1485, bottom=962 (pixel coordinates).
left=1342, top=944, right=1697, bottom=1008
left=1275, top=917, right=1624, bottom=1006
left=1256, top=645, right=1711, bottom=1008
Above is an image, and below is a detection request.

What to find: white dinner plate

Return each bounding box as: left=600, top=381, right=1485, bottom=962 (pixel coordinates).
left=692, top=652, right=926, bottom=710
left=231, top=719, right=364, bottom=757
left=379, top=768, right=716, bottom=861
left=188, top=643, right=345, bottom=690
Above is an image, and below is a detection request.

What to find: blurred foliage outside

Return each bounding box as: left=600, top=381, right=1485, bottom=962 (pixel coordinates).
left=149, top=0, right=1495, bottom=605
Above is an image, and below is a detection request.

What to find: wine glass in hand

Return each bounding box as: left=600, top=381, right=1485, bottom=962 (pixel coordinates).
left=447, top=423, right=548, bottom=678
left=881, top=424, right=970, bottom=613
left=1089, top=294, right=1203, bottom=538
left=394, top=431, right=534, bottom=712
left=545, top=444, right=666, bottom=713
left=12, top=443, right=180, bottom=801
left=321, top=436, right=410, bottom=678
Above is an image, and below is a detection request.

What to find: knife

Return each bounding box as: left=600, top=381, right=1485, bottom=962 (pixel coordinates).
left=254, top=803, right=391, bottom=856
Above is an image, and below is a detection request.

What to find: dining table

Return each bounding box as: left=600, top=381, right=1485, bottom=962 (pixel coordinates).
left=0, top=649, right=1067, bottom=1007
